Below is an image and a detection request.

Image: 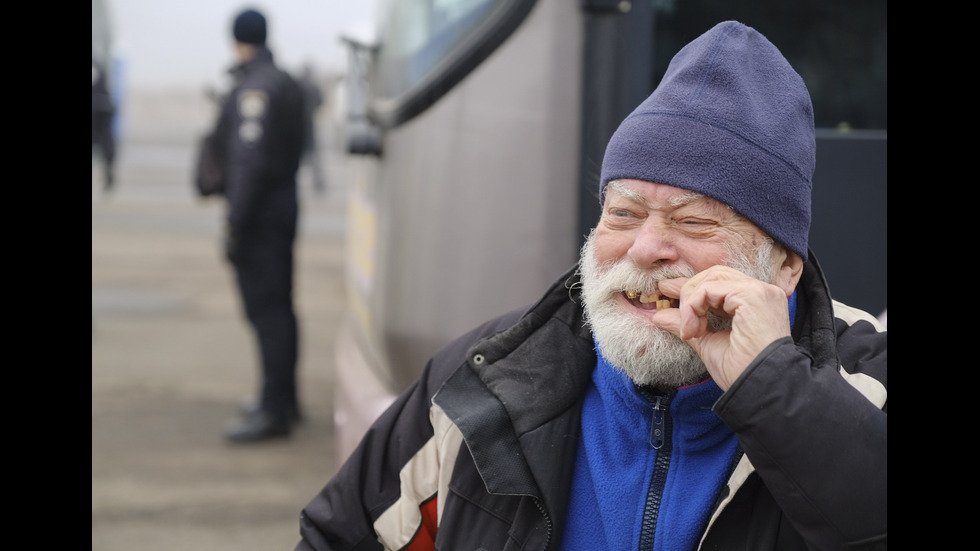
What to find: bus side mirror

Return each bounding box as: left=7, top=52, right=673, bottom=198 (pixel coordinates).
left=341, top=34, right=383, bottom=157
left=347, top=115, right=382, bottom=156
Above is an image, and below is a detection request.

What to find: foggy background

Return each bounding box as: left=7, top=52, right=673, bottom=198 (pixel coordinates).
left=97, top=0, right=377, bottom=144
left=107, top=0, right=376, bottom=90
left=93, top=3, right=377, bottom=550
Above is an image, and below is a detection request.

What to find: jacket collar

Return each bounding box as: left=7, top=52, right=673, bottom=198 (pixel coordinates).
left=433, top=265, right=594, bottom=499
left=791, top=249, right=839, bottom=371
left=228, top=46, right=274, bottom=80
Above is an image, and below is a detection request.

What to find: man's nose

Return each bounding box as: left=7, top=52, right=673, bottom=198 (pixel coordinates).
left=627, top=222, right=678, bottom=268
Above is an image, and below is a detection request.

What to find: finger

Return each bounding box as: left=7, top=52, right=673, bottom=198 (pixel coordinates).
left=648, top=306, right=682, bottom=336
left=684, top=279, right=790, bottom=346
left=676, top=278, right=751, bottom=339
left=677, top=298, right=711, bottom=341
left=654, top=277, right=687, bottom=299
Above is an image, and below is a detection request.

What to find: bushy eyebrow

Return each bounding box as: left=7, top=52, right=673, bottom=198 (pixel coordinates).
left=667, top=191, right=706, bottom=208
left=606, top=180, right=645, bottom=203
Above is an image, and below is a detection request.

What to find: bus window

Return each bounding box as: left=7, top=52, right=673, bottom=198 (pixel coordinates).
left=371, top=0, right=538, bottom=127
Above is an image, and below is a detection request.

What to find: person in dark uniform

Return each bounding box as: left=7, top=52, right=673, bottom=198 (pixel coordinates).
left=92, top=56, right=116, bottom=192
left=214, top=8, right=306, bottom=442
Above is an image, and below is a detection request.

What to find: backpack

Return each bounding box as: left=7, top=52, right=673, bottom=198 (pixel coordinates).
left=193, top=128, right=226, bottom=197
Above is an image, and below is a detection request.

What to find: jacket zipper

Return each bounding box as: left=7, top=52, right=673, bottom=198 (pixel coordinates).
left=533, top=496, right=553, bottom=550
left=638, top=392, right=673, bottom=551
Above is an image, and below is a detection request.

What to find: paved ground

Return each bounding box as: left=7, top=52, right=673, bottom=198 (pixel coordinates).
left=92, top=89, right=349, bottom=550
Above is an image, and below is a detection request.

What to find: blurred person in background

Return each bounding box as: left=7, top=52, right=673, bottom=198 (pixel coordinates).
left=210, top=7, right=306, bottom=443
left=298, top=63, right=326, bottom=195
left=92, top=56, right=116, bottom=193
left=294, top=21, right=886, bottom=550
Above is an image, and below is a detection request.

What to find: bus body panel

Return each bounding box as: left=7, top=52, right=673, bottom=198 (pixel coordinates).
left=337, top=0, right=583, bottom=462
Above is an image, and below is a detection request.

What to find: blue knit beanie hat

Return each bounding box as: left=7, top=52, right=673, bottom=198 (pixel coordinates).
left=599, top=21, right=815, bottom=260
left=233, top=9, right=267, bottom=46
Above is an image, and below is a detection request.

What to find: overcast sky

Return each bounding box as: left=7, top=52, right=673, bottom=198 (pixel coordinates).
left=102, top=0, right=377, bottom=91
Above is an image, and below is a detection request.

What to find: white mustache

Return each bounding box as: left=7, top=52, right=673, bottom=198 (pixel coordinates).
left=592, top=259, right=695, bottom=298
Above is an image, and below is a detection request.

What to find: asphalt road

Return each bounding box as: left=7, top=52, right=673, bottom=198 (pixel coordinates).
left=92, top=100, right=349, bottom=550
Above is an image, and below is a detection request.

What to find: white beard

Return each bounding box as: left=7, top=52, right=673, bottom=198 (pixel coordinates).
left=578, top=230, right=774, bottom=389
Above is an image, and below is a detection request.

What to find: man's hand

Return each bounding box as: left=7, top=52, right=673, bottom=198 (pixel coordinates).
left=651, top=266, right=792, bottom=391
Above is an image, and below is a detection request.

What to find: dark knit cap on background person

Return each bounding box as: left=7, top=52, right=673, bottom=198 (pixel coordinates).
left=599, top=20, right=815, bottom=261
left=233, top=9, right=267, bottom=45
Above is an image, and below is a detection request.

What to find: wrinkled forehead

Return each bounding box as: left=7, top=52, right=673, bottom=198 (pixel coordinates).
left=605, top=179, right=735, bottom=213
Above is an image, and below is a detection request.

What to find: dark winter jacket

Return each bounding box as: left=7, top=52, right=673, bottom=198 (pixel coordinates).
left=296, top=251, right=887, bottom=551
left=216, top=47, right=304, bottom=234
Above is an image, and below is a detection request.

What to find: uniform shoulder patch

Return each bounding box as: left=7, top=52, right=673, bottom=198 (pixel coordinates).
left=238, top=89, right=268, bottom=119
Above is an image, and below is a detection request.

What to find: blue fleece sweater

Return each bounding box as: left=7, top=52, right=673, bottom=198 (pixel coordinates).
left=559, top=347, right=739, bottom=551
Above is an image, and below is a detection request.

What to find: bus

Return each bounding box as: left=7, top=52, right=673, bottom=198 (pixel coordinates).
left=334, top=0, right=886, bottom=462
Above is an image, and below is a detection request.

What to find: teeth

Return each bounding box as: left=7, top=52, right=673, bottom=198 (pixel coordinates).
left=625, top=290, right=660, bottom=303
left=625, top=289, right=678, bottom=309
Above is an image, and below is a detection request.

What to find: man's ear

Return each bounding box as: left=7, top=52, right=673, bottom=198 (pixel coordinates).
left=773, top=245, right=804, bottom=296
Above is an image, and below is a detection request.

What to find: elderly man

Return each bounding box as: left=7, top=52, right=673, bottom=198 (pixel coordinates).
left=296, top=20, right=886, bottom=551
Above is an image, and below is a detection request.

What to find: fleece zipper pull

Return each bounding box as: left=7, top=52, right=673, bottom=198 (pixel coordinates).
left=649, top=395, right=667, bottom=449
left=639, top=391, right=673, bottom=550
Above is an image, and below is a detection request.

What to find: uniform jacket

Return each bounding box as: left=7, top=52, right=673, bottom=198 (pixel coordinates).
left=296, top=252, right=887, bottom=551
left=216, top=47, right=304, bottom=234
